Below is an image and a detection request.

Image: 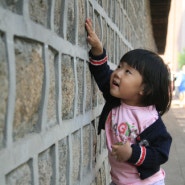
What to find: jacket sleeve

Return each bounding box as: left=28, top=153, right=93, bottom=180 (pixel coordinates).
left=88, top=49, right=121, bottom=134
left=127, top=118, right=172, bottom=179
left=88, top=48, right=114, bottom=101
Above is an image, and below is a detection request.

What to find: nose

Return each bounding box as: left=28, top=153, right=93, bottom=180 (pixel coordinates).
left=114, top=68, right=122, bottom=78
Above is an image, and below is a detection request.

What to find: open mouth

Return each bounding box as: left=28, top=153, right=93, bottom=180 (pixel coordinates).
left=112, top=80, right=119, bottom=87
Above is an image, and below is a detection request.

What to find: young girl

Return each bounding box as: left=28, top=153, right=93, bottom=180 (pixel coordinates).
left=85, top=18, right=172, bottom=185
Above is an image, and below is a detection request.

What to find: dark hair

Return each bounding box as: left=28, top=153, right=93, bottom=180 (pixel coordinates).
left=120, top=49, right=172, bottom=115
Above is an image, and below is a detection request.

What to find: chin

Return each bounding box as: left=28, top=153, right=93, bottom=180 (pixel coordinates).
left=110, top=90, right=120, bottom=98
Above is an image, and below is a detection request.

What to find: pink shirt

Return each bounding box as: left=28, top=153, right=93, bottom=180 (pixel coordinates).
left=105, top=102, right=165, bottom=185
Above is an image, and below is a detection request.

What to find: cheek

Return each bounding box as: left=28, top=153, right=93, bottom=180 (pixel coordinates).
left=110, top=73, right=114, bottom=83
left=120, top=80, right=139, bottom=92
left=118, top=82, right=129, bottom=95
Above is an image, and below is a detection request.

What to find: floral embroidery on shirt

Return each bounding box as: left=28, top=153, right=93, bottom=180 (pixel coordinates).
left=118, top=122, right=128, bottom=134
left=110, top=110, right=139, bottom=143
left=112, top=120, right=138, bottom=143
left=112, top=123, right=118, bottom=135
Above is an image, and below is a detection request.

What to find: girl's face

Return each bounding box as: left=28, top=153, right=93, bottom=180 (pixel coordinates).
left=110, top=62, right=144, bottom=106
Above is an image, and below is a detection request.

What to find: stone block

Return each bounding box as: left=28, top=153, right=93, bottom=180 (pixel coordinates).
left=61, top=54, right=75, bottom=119
left=119, top=9, right=124, bottom=34
left=58, top=137, right=69, bottom=185
left=96, top=170, right=102, bottom=185
left=111, top=0, right=115, bottom=22
left=107, top=0, right=111, bottom=18
left=29, top=0, right=50, bottom=28
left=67, top=0, right=76, bottom=44
left=14, top=38, right=44, bottom=141
left=71, top=129, right=81, bottom=184
left=94, top=11, right=101, bottom=42
left=100, top=130, right=106, bottom=150
left=122, top=0, right=127, bottom=10
left=97, top=0, right=102, bottom=7
left=102, top=0, right=107, bottom=11
left=38, top=146, right=54, bottom=185
left=90, top=181, right=96, bottom=185
left=77, top=58, right=84, bottom=115
left=82, top=124, right=91, bottom=176
left=85, top=62, right=92, bottom=112
left=54, top=0, right=63, bottom=36
left=106, top=25, right=111, bottom=61
left=47, top=47, right=57, bottom=127
left=109, top=28, right=114, bottom=63
left=114, top=33, right=118, bottom=64
left=0, top=0, right=23, bottom=14
left=6, top=161, right=32, bottom=185
left=100, top=164, right=106, bottom=185
left=0, top=32, right=8, bottom=149
left=91, top=120, right=97, bottom=168
left=78, top=0, right=87, bottom=47
left=96, top=124, right=101, bottom=155
left=88, top=2, right=93, bottom=20
left=102, top=18, right=107, bottom=50
left=115, top=1, right=120, bottom=28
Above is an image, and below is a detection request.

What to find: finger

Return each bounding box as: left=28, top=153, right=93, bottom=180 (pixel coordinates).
left=85, top=19, right=93, bottom=32
left=85, top=23, right=93, bottom=35
left=87, top=35, right=93, bottom=44
left=111, top=144, right=118, bottom=151
left=86, top=18, right=93, bottom=28
left=110, top=150, right=116, bottom=156
left=85, top=22, right=90, bottom=32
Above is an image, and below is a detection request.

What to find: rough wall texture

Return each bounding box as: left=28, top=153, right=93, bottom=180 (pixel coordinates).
left=0, top=0, right=156, bottom=185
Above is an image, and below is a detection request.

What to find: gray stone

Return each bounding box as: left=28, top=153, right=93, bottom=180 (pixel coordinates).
left=6, top=162, right=32, bottom=185
left=38, top=147, right=54, bottom=185
left=13, top=38, right=44, bottom=140
left=61, top=54, right=75, bottom=119
left=47, top=48, right=57, bottom=127
left=0, top=32, right=8, bottom=149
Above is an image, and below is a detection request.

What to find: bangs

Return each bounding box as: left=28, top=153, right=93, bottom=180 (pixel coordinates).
left=120, top=51, right=146, bottom=76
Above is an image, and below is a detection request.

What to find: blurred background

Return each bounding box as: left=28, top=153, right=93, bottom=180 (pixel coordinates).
left=163, top=0, right=185, bottom=107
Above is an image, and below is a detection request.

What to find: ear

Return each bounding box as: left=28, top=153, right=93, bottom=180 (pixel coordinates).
left=139, top=90, right=144, bottom=96
left=141, top=84, right=152, bottom=96
left=139, top=84, right=145, bottom=96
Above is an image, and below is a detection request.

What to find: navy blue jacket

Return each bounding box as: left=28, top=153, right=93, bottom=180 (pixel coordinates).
left=89, top=49, right=172, bottom=180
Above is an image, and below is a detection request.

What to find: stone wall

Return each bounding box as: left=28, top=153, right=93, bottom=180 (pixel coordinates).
left=0, top=0, right=156, bottom=184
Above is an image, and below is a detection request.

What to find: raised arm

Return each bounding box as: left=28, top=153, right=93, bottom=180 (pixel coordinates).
left=85, top=18, right=103, bottom=56
left=85, top=18, right=114, bottom=100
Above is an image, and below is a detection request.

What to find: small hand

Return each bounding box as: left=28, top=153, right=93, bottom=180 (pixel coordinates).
left=85, top=18, right=103, bottom=56
left=111, top=141, right=132, bottom=162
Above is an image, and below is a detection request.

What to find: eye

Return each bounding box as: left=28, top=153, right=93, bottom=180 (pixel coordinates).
left=117, top=65, right=121, bottom=69
left=126, top=69, right=132, bottom=74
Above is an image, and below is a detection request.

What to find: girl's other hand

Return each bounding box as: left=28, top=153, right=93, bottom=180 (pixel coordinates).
left=85, top=18, right=103, bottom=56
left=111, top=141, right=132, bottom=162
